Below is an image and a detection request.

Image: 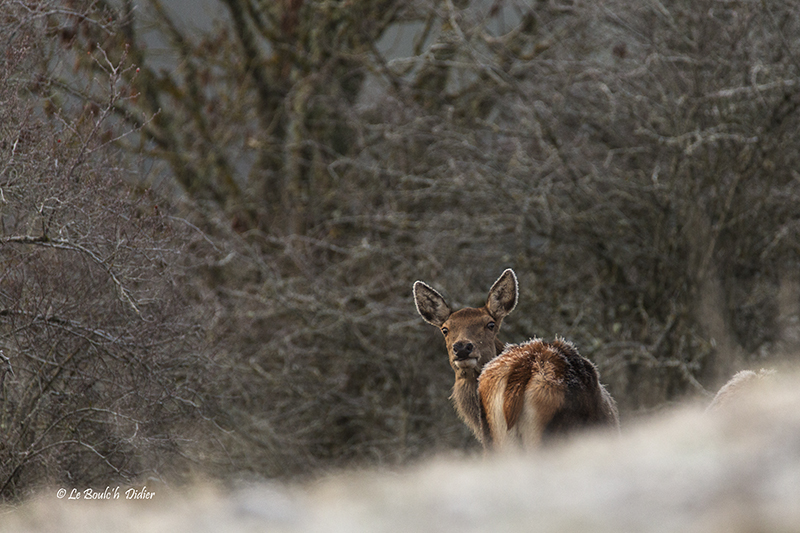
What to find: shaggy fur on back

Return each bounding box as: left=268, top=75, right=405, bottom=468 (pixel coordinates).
left=479, top=338, right=619, bottom=447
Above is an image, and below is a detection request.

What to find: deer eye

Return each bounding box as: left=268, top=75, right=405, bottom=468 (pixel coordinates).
left=487, top=322, right=496, bottom=331
left=441, top=327, right=449, bottom=336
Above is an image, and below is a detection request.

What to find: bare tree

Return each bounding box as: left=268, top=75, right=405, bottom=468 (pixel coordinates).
left=0, top=2, right=217, bottom=500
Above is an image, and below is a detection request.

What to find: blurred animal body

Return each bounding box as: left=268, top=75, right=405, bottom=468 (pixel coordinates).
left=707, top=368, right=775, bottom=413
left=413, top=269, right=619, bottom=449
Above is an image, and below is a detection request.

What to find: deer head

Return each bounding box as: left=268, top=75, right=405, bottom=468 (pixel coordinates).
left=413, top=269, right=518, bottom=375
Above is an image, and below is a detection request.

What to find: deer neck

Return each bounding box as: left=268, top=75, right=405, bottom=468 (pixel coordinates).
left=451, top=371, right=483, bottom=441
left=450, top=337, right=504, bottom=443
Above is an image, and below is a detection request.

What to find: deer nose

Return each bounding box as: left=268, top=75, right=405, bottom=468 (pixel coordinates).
left=453, top=341, right=475, bottom=359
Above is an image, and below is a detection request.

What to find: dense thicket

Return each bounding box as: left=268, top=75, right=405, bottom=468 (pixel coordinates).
left=0, top=8, right=217, bottom=499
left=3, top=0, right=800, bottom=492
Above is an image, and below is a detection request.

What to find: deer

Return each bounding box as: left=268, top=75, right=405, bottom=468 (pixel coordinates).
left=413, top=269, right=619, bottom=450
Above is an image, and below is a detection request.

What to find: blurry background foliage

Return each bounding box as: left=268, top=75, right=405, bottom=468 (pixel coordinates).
left=1, top=0, right=799, bottom=499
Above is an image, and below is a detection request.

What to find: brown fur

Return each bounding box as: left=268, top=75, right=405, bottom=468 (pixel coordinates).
left=501, top=352, right=536, bottom=430
left=480, top=338, right=618, bottom=448
left=414, top=269, right=619, bottom=450
left=438, top=307, right=509, bottom=441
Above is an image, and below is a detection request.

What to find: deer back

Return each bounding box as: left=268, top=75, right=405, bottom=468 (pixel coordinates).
left=479, top=338, right=620, bottom=448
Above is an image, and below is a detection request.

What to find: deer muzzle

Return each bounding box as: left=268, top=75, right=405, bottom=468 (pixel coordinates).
left=452, top=341, right=478, bottom=368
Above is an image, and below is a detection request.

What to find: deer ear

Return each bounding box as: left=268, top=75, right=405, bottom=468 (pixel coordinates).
left=413, top=281, right=452, bottom=327
left=486, top=269, right=518, bottom=320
